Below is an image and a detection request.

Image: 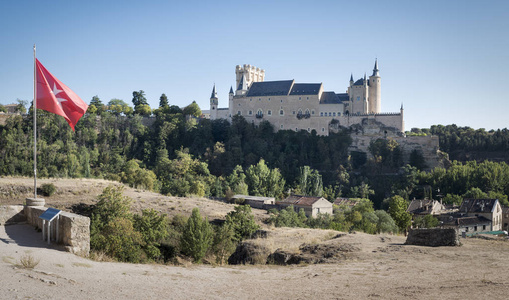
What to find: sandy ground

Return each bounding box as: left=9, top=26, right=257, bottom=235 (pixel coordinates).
left=1, top=224, right=509, bottom=300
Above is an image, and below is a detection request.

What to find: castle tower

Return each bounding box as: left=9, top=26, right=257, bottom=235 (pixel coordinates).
left=368, top=59, right=381, bottom=113
left=235, top=64, right=265, bottom=90
left=228, top=86, right=234, bottom=118
left=236, top=73, right=248, bottom=96
left=210, top=84, right=218, bottom=120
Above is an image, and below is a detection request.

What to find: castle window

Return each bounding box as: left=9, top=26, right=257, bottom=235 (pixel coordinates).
left=281, top=100, right=283, bottom=103
left=293, top=111, right=296, bottom=115
left=259, top=98, right=261, bottom=101
left=321, top=128, right=325, bottom=132
left=279, top=110, right=284, bottom=116
left=212, top=107, right=215, bottom=110
left=237, top=111, right=241, bottom=115
left=307, top=128, right=310, bottom=132
left=249, top=110, right=253, bottom=115
left=338, top=112, right=341, bottom=116
left=320, top=112, right=323, bottom=116
left=280, top=124, right=284, bottom=129
left=238, top=103, right=241, bottom=106
left=268, top=110, right=272, bottom=116
left=311, top=110, right=315, bottom=115
left=328, top=112, right=332, bottom=116
left=296, top=128, right=298, bottom=131
left=306, top=97, right=309, bottom=100
left=333, top=112, right=336, bottom=116
left=250, top=99, right=252, bottom=101
left=268, top=98, right=271, bottom=101
left=357, top=96, right=360, bottom=101
left=299, top=97, right=301, bottom=100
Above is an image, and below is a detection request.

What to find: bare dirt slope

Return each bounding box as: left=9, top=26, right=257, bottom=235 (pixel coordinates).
left=0, top=177, right=269, bottom=223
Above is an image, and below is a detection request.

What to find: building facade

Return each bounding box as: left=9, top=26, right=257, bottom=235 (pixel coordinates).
left=207, top=60, right=404, bottom=136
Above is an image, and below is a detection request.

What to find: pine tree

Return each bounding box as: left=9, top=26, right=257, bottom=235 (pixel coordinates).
left=180, top=208, right=213, bottom=263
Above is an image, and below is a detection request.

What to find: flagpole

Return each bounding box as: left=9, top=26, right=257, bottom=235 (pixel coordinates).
left=33, top=44, right=37, bottom=199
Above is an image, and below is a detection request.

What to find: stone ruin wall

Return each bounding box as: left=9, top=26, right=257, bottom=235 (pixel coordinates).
left=405, top=228, right=460, bottom=247
left=0, top=205, right=90, bottom=255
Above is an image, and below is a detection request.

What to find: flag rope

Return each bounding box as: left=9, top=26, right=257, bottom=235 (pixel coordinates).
left=33, top=44, right=37, bottom=199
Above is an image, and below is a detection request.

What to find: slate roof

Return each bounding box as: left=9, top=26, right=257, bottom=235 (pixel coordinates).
left=229, top=86, right=234, bottom=94
left=246, top=80, right=294, bottom=97
left=237, top=74, right=248, bottom=91
left=459, top=199, right=498, bottom=213
left=320, top=92, right=340, bottom=104
left=457, top=216, right=491, bottom=226
left=289, top=83, right=321, bottom=95
left=278, top=195, right=325, bottom=207
left=353, top=78, right=366, bottom=86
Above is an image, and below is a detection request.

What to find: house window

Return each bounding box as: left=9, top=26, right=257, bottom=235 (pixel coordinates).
left=279, top=110, right=284, bottom=116
left=483, top=225, right=486, bottom=230
left=474, top=226, right=477, bottom=232
left=465, top=227, right=469, bottom=232
left=268, top=110, right=272, bottom=115
left=248, top=110, right=253, bottom=115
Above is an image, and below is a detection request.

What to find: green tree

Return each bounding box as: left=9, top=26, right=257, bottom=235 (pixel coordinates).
left=159, top=93, right=169, bottom=108
left=245, top=159, right=285, bottom=198
left=90, top=95, right=104, bottom=114
left=374, top=210, right=398, bottom=233
left=182, top=101, right=202, bottom=117
left=133, top=209, right=169, bottom=260
left=212, top=223, right=236, bottom=265
left=225, top=205, right=259, bottom=242
left=295, top=166, right=323, bottom=197
left=132, top=90, right=148, bottom=107
left=388, top=195, right=411, bottom=234
left=413, top=214, right=439, bottom=229
left=180, top=208, right=213, bottom=263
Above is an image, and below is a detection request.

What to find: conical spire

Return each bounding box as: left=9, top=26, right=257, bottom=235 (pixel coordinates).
left=237, top=73, right=247, bottom=91
left=350, top=73, right=354, bottom=82
left=372, top=58, right=379, bottom=76
left=211, top=84, right=217, bottom=98
left=229, top=86, right=234, bottom=94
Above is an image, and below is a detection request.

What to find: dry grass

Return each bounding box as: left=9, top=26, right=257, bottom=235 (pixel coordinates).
left=88, top=250, right=115, bottom=262
left=18, top=254, right=40, bottom=269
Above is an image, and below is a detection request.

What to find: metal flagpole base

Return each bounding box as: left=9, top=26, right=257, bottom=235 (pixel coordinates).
left=25, top=197, right=45, bottom=207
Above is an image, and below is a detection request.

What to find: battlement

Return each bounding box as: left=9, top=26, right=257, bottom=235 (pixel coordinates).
left=235, top=64, right=265, bottom=90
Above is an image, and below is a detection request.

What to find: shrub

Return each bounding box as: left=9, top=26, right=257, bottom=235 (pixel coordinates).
left=19, top=254, right=40, bottom=269
left=180, top=208, right=213, bottom=263
left=225, top=205, right=259, bottom=242
left=41, top=183, right=56, bottom=197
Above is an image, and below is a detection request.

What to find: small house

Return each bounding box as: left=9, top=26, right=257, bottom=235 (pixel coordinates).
left=232, top=195, right=275, bottom=209
left=459, top=199, right=502, bottom=231
left=442, top=215, right=492, bottom=234
left=277, top=195, right=333, bottom=217
left=333, top=198, right=359, bottom=211
left=407, top=199, right=447, bottom=216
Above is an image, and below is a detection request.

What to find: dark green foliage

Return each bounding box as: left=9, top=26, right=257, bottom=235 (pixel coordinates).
left=295, top=166, right=323, bottom=197
left=409, top=149, right=427, bottom=170
left=212, top=223, right=236, bottom=265
left=224, top=205, right=259, bottom=242
left=180, top=208, right=213, bottom=263
left=40, top=183, right=56, bottom=196
left=388, top=195, right=412, bottom=233
left=413, top=214, right=439, bottom=229
left=90, top=186, right=169, bottom=262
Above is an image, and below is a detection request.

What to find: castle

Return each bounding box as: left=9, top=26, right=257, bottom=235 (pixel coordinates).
left=206, top=60, right=404, bottom=136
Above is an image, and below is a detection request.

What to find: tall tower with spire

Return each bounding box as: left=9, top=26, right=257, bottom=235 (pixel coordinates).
left=210, top=84, right=218, bottom=119
left=368, top=59, right=381, bottom=113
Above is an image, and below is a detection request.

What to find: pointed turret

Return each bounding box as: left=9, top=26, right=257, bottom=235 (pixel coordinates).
left=350, top=73, right=354, bottom=82
left=229, top=86, right=234, bottom=94
left=237, top=73, right=247, bottom=91
left=211, top=84, right=217, bottom=99
left=372, top=59, right=379, bottom=76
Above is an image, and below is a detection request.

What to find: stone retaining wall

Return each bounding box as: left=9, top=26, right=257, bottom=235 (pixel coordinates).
left=0, top=205, right=90, bottom=255
left=405, top=228, right=460, bottom=247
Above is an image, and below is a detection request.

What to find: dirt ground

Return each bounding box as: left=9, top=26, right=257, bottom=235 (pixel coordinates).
left=1, top=177, right=509, bottom=299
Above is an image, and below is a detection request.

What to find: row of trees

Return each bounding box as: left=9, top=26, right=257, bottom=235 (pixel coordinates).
left=89, top=185, right=259, bottom=264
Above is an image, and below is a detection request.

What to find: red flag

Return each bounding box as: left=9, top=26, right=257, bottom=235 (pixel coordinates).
left=35, top=59, right=88, bottom=131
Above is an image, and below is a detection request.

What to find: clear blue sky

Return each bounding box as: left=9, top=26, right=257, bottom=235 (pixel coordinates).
left=1, top=0, right=508, bottom=130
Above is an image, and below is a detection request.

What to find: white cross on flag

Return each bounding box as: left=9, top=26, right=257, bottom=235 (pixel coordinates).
left=35, top=59, right=88, bottom=131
